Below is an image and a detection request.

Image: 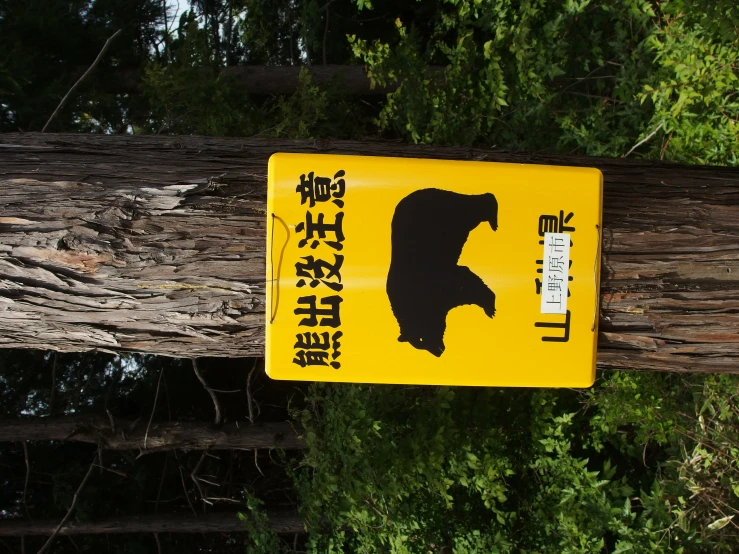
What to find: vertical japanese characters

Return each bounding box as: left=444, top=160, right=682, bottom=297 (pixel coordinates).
left=292, top=171, right=346, bottom=369
left=534, top=211, right=575, bottom=342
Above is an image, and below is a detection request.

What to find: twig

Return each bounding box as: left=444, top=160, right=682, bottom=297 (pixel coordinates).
left=192, top=359, right=222, bottom=425
left=22, top=441, right=31, bottom=521
left=558, top=65, right=611, bottom=94
left=92, top=464, right=128, bottom=478
left=246, top=359, right=258, bottom=424
left=155, top=453, right=168, bottom=512
left=67, top=535, right=82, bottom=552
left=223, top=451, right=234, bottom=501
left=624, top=122, right=664, bottom=158
left=190, top=450, right=212, bottom=506
left=0, top=538, right=15, bottom=554
left=660, top=130, right=674, bottom=160
left=254, top=449, right=264, bottom=477
left=66, top=537, right=81, bottom=553
left=49, top=352, right=57, bottom=415
left=161, top=0, right=170, bottom=63
left=106, top=409, right=116, bottom=434
left=561, top=90, right=624, bottom=104
left=204, top=497, right=241, bottom=504
left=178, top=465, right=197, bottom=516
left=196, top=476, right=221, bottom=487
left=41, top=29, right=122, bottom=132
left=144, top=367, right=165, bottom=450
left=36, top=453, right=98, bottom=554
left=162, top=367, right=173, bottom=422
left=154, top=533, right=162, bottom=554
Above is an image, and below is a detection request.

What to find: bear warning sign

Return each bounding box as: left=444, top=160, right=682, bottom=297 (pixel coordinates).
left=266, top=153, right=603, bottom=387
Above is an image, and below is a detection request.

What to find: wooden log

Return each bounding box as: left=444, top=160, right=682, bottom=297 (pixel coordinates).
left=0, top=415, right=304, bottom=452
left=0, top=512, right=304, bottom=536
left=1, top=133, right=738, bottom=372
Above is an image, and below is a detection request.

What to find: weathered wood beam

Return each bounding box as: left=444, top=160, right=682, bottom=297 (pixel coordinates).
left=0, top=415, right=304, bottom=451
left=0, top=512, right=304, bottom=536
left=1, top=133, right=738, bottom=373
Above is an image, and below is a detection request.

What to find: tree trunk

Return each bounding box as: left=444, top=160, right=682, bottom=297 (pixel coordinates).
left=1, top=133, right=738, bottom=372
left=0, top=415, right=303, bottom=451
left=0, top=512, right=304, bottom=536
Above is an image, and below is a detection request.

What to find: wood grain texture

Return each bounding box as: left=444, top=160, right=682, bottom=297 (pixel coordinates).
left=1, top=133, right=738, bottom=372
left=0, top=415, right=304, bottom=451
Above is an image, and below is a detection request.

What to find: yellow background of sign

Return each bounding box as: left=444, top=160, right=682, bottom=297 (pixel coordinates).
left=266, top=154, right=602, bottom=387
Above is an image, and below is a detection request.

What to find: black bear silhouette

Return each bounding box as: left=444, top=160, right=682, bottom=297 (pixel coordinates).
left=386, top=188, right=498, bottom=357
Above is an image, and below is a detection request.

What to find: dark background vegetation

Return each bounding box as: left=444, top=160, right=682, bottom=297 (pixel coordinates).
left=1, top=0, right=738, bottom=552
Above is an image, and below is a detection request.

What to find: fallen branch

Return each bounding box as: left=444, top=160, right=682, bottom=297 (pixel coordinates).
left=41, top=29, right=122, bottom=132
left=0, top=416, right=304, bottom=451
left=0, top=512, right=305, bottom=536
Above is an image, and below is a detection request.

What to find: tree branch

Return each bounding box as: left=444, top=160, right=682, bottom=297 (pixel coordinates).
left=190, top=450, right=211, bottom=506
left=144, top=367, right=165, bottom=450
left=246, top=359, right=258, bottom=424
left=41, top=29, right=122, bottom=132
left=22, top=442, right=31, bottom=521
left=192, top=360, right=222, bottom=425
left=178, top=464, right=197, bottom=516
left=624, top=122, right=664, bottom=158
left=36, top=453, right=98, bottom=554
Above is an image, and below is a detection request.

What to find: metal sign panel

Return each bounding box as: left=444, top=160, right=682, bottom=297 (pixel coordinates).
left=266, top=153, right=602, bottom=387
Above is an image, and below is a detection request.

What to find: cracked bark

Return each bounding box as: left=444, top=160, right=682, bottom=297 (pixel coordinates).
left=1, top=133, right=738, bottom=372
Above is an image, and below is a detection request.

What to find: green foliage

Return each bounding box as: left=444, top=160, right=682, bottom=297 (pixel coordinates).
left=287, top=373, right=739, bottom=552
left=3, top=2, right=739, bottom=552
left=141, top=9, right=376, bottom=139
left=638, top=8, right=739, bottom=165
left=349, top=0, right=738, bottom=165
left=240, top=493, right=290, bottom=554
left=140, top=9, right=262, bottom=136
left=240, top=0, right=303, bottom=65
left=286, top=384, right=714, bottom=553
left=349, top=0, right=656, bottom=152
left=270, top=68, right=377, bottom=140
left=587, top=372, right=739, bottom=550
left=291, top=384, right=516, bottom=553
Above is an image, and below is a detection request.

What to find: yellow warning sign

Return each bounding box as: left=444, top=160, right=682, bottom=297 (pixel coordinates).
left=266, top=154, right=602, bottom=387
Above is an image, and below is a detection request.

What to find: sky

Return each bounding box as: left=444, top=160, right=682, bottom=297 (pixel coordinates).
left=166, top=0, right=188, bottom=30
